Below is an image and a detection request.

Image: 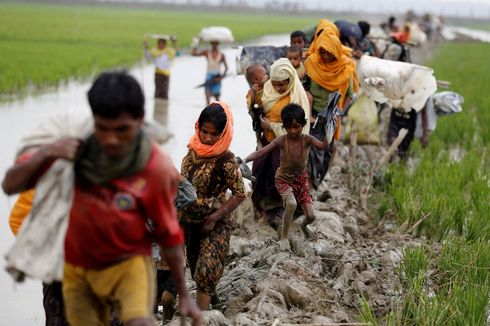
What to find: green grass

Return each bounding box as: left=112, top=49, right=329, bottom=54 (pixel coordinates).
left=0, top=2, right=325, bottom=94
left=361, top=241, right=490, bottom=325
left=363, top=42, right=490, bottom=325
left=381, top=43, right=490, bottom=241
left=361, top=243, right=490, bottom=325
left=428, top=43, right=490, bottom=148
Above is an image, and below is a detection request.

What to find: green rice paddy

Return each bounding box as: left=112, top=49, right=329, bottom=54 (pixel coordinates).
left=0, top=2, right=323, bottom=94
left=364, top=42, right=490, bottom=325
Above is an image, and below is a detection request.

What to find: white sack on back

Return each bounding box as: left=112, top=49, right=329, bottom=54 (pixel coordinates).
left=357, top=56, right=437, bottom=112
left=198, top=26, right=234, bottom=43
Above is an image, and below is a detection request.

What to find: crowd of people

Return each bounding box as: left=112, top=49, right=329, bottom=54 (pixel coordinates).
left=3, top=13, right=448, bottom=326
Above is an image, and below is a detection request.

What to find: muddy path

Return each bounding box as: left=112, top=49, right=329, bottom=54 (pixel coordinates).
left=168, top=142, right=421, bottom=325
left=164, top=38, right=442, bottom=325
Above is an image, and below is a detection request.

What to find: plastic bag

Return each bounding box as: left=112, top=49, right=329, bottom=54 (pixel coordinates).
left=174, top=178, right=197, bottom=211
left=432, top=91, right=464, bottom=116
left=237, top=45, right=288, bottom=75
left=344, top=93, right=381, bottom=145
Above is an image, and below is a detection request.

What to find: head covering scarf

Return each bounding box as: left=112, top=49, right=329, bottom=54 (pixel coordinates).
left=305, top=20, right=359, bottom=108
left=76, top=129, right=152, bottom=184
left=262, top=58, right=310, bottom=120
left=307, top=19, right=340, bottom=57
left=188, top=101, right=233, bottom=158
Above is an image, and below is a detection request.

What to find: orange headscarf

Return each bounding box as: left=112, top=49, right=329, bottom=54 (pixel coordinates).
left=188, top=101, right=233, bottom=158
left=305, top=20, right=359, bottom=108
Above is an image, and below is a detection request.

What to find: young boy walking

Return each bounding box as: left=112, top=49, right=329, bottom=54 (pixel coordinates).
left=243, top=103, right=330, bottom=240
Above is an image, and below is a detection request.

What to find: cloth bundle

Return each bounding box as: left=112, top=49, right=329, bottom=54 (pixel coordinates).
left=432, top=91, right=464, bottom=116
left=198, top=26, right=234, bottom=43
left=357, top=55, right=437, bottom=112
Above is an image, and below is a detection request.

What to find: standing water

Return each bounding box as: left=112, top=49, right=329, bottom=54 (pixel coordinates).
left=0, top=34, right=290, bottom=325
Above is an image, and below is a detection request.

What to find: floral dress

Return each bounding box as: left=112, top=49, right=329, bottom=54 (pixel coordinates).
left=180, top=149, right=245, bottom=295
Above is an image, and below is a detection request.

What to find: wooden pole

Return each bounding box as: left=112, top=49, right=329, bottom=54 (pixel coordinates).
left=379, top=128, right=408, bottom=167
left=349, top=123, right=358, bottom=191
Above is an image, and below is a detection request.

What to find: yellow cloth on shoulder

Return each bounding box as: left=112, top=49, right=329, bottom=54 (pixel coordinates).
left=150, top=48, right=176, bottom=76
left=263, top=95, right=291, bottom=143
left=9, top=189, right=35, bottom=236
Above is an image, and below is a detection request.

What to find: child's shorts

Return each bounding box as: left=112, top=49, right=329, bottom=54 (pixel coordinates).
left=275, top=170, right=313, bottom=206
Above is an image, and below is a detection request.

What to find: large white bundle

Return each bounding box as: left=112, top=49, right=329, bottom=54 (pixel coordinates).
left=198, top=26, right=234, bottom=43
left=357, top=56, right=437, bottom=112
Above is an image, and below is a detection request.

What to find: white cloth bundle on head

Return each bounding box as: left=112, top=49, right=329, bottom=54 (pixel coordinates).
left=198, top=26, right=234, bottom=43
left=357, top=56, right=437, bottom=112
left=407, top=22, right=428, bottom=45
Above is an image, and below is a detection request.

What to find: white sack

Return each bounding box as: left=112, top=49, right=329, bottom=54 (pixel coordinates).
left=198, top=26, right=234, bottom=43
left=407, top=22, right=427, bottom=45
left=357, top=56, right=437, bottom=112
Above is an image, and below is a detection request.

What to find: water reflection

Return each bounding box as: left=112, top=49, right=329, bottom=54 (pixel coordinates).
left=0, top=34, right=290, bottom=325
left=153, top=98, right=170, bottom=128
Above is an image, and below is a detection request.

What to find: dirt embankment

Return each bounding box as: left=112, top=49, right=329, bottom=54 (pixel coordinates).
left=166, top=142, right=422, bottom=326
left=167, top=39, right=440, bottom=326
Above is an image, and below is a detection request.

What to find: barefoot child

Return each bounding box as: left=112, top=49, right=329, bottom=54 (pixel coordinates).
left=242, top=103, right=330, bottom=240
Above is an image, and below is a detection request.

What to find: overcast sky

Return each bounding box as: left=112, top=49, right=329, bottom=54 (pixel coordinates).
left=166, top=0, right=490, bottom=18
left=279, top=0, right=490, bottom=18
left=313, top=0, right=490, bottom=18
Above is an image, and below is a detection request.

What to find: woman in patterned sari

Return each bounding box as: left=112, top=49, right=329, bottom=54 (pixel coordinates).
left=179, top=101, right=246, bottom=310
